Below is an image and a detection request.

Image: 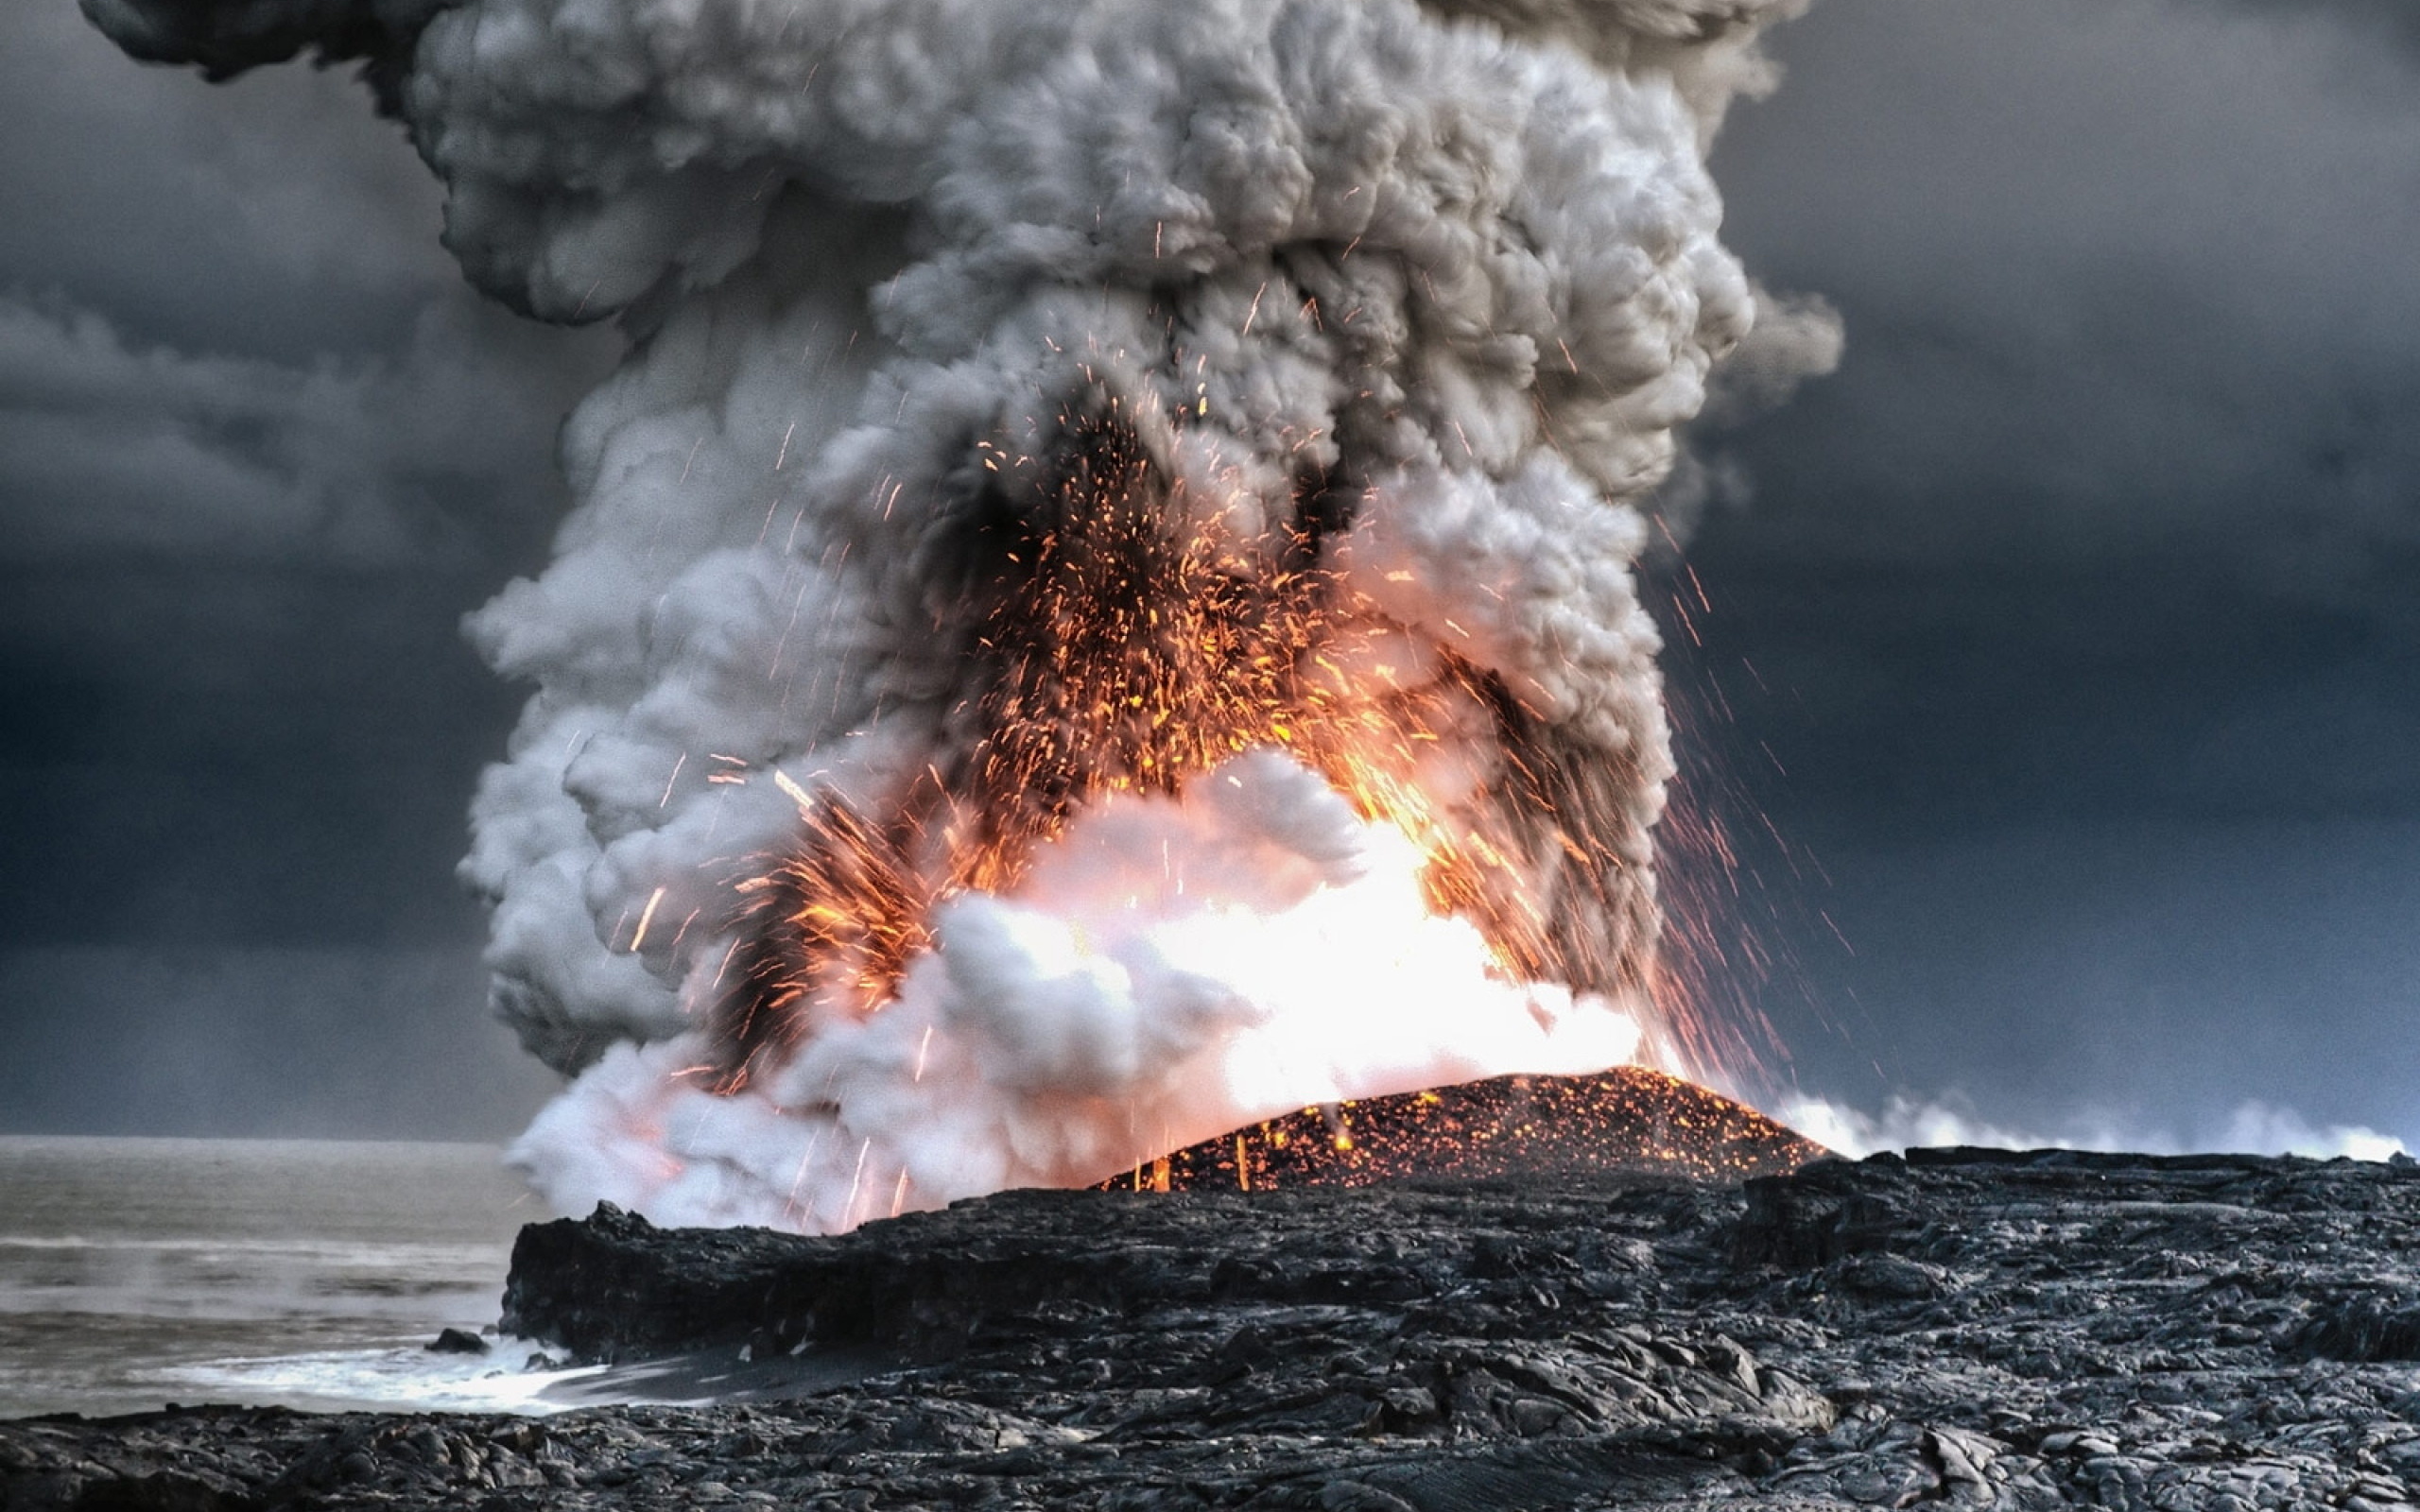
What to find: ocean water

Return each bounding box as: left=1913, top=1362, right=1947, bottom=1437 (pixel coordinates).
left=0, top=1137, right=604, bottom=1419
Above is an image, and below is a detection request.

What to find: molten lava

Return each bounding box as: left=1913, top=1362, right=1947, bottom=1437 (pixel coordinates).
left=1098, top=1067, right=1822, bottom=1194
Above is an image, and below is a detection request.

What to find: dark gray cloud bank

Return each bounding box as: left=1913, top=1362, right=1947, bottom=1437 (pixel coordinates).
left=0, top=0, right=613, bottom=1136
left=0, top=0, right=2411, bottom=1149
left=1689, top=0, right=2420, bottom=1149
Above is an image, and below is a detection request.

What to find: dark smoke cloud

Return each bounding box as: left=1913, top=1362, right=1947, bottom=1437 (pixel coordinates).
left=79, top=0, right=446, bottom=109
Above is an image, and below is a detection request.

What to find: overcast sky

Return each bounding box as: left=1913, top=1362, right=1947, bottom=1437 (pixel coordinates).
left=1696, top=0, right=2420, bottom=1148
left=1, top=0, right=2412, bottom=1148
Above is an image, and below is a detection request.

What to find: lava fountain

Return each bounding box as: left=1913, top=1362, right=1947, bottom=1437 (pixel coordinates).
left=91, top=0, right=1840, bottom=1228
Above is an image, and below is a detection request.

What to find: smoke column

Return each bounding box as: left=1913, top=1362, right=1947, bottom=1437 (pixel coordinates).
left=88, top=0, right=1837, bottom=1229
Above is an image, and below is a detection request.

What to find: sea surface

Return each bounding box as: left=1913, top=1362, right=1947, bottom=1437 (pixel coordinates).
left=0, top=1137, right=604, bottom=1419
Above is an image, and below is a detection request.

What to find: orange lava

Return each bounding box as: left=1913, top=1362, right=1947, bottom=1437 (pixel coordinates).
left=1097, top=1066, right=1825, bottom=1193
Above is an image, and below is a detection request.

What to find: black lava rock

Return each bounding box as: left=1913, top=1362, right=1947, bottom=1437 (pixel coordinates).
left=11, top=1150, right=2420, bottom=1511
left=2286, top=1293, right=2420, bottom=1363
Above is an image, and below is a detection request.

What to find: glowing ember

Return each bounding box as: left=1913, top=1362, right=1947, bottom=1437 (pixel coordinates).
left=712, top=395, right=1666, bottom=1091
left=1098, top=1067, right=1824, bottom=1193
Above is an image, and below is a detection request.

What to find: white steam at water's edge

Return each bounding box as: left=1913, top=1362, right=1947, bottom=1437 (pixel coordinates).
left=1779, top=1094, right=2412, bottom=1165
left=87, top=0, right=1836, bottom=1230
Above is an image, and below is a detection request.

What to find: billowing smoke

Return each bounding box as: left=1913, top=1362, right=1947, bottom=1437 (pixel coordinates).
left=89, top=0, right=1836, bottom=1228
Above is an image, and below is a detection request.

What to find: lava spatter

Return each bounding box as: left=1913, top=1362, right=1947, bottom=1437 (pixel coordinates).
left=1099, top=1067, right=1824, bottom=1194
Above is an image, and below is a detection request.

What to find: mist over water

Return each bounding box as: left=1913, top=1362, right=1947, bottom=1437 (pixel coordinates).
left=0, top=1138, right=568, bottom=1419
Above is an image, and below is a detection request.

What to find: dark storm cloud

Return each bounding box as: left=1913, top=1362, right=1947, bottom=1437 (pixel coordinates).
left=1768, top=815, right=2420, bottom=1147
left=0, top=555, right=568, bottom=1135
left=0, top=4, right=614, bottom=568
left=4, top=5, right=439, bottom=362
left=1669, top=556, right=2420, bottom=834
left=0, top=289, right=597, bottom=566
left=1646, top=0, right=2420, bottom=1148
left=0, top=0, right=607, bottom=931
left=0, top=946, right=557, bottom=1138
left=2224, top=0, right=2420, bottom=58
left=0, top=3, right=609, bottom=1135
left=0, top=563, right=525, bottom=946
left=1711, top=0, right=2420, bottom=596
left=1686, top=0, right=2420, bottom=833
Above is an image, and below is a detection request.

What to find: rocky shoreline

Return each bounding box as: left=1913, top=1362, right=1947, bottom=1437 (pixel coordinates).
left=9, top=1148, right=2420, bottom=1509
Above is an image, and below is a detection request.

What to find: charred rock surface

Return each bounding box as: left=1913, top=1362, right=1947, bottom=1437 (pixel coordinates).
left=12, top=1148, right=2420, bottom=1509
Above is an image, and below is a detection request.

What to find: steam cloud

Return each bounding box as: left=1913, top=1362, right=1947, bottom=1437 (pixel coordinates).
left=89, top=0, right=1836, bottom=1228
left=1782, top=1093, right=2411, bottom=1165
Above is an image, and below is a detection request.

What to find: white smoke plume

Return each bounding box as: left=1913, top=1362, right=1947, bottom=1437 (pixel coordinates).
left=89, top=0, right=1837, bottom=1228
left=1780, top=1092, right=2412, bottom=1164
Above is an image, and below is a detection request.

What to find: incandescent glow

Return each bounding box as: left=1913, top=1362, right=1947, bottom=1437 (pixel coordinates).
left=511, top=749, right=1644, bottom=1231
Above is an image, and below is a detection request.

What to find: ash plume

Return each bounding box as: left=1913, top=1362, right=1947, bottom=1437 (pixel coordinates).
left=89, top=0, right=1837, bottom=1228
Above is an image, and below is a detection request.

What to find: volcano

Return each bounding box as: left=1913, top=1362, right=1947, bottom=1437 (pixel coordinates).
left=1098, top=1066, right=1824, bottom=1193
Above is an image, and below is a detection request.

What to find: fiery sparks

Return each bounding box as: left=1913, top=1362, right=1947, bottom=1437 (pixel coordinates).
left=710, top=389, right=1689, bottom=1110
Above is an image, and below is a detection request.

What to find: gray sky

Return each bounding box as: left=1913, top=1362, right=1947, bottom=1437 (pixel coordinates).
left=0, top=1, right=612, bottom=1136
left=1, top=0, right=2413, bottom=1147
left=1691, top=0, right=2420, bottom=1145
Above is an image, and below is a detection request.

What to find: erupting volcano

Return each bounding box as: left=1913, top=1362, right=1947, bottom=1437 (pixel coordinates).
left=89, top=0, right=1839, bottom=1230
